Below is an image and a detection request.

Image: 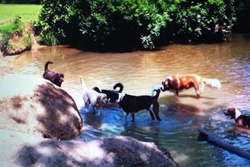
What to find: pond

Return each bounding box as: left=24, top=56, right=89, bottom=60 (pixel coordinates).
left=6, top=33, right=250, bottom=167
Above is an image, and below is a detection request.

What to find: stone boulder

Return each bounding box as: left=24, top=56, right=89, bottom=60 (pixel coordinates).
left=0, top=74, right=82, bottom=140
left=0, top=129, right=179, bottom=167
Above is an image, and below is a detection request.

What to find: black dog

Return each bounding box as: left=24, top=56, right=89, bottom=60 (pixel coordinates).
left=93, top=83, right=124, bottom=102
left=116, top=87, right=161, bottom=122
left=43, top=61, right=64, bottom=87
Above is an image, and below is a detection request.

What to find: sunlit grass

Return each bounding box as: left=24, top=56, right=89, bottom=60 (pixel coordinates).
left=0, top=4, right=41, bottom=25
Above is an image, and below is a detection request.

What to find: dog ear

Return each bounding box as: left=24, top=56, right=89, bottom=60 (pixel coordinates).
left=96, top=96, right=101, bottom=103
left=170, top=76, right=180, bottom=88
left=97, top=95, right=105, bottom=103
left=58, top=72, right=64, bottom=78
left=93, top=87, right=101, bottom=93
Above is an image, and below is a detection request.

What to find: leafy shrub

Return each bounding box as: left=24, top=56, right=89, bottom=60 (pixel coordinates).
left=174, top=0, right=236, bottom=41
left=36, top=0, right=236, bottom=51
left=0, top=16, right=24, bottom=38
left=0, top=16, right=24, bottom=54
left=22, top=34, right=32, bottom=49
left=233, top=0, right=250, bottom=33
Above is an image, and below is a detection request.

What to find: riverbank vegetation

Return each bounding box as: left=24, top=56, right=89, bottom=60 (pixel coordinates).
left=0, top=0, right=250, bottom=53
left=0, top=4, right=41, bottom=55
left=36, top=0, right=236, bottom=51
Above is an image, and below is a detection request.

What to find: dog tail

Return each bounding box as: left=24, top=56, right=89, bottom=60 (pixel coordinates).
left=203, top=78, right=221, bottom=89
left=44, top=61, right=53, bottom=72
left=113, top=83, right=124, bottom=93
left=151, top=86, right=161, bottom=100
left=80, top=76, right=87, bottom=91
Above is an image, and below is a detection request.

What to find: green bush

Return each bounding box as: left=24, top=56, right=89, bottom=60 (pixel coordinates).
left=0, top=16, right=24, bottom=38
left=233, top=0, right=250, bottom=33
left=36, top=0, right=236, bottom=51
left=38, top=30, right=58, bottom=46
left=173, top=0, right=236, bottom=41
left=22, top=34, right=32, bottom=49
left=0, top=16, right=24, bottom=53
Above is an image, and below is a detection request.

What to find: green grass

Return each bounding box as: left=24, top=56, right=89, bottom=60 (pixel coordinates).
left=0, top=4, right=41, bottom=25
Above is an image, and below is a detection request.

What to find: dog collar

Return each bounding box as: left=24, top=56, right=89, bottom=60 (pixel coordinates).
left=235, top=108, right=242, bottom=120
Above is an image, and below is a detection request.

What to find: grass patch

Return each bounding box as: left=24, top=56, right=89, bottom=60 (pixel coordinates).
left=0, top=4, right=41, bottom=55
left=0, top=4, right=41, bottom=25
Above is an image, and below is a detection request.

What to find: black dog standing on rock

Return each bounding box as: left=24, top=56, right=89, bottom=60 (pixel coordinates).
left=43, top=61, right=64, bottom=87
left=116, top=87, right=162, bottom=122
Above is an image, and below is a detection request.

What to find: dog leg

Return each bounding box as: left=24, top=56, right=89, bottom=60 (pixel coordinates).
left=124, top=113, right=129, bottom=121
left=148, top=108, right=155, bottom=120
left=91, top=105, right=97, bottom=114
left=97, top=108, right=101, bottom=115
left=152, top=102, right=161, bottom=121
left=194, top=85, right=201, bottom=98
left=131, top=113, right=135, bottom=122
left=175, top=89, right=179, bottom=96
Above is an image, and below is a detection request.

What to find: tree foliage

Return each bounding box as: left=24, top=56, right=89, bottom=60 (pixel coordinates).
left=36, top=0, right=236, bottom=51
left=233, top=0, right=250, bottom=33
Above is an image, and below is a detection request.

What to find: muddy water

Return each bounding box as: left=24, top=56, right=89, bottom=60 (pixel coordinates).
left=6, top=33, right=250, bottom=166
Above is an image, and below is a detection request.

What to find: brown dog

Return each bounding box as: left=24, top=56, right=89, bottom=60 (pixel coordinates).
left=43, top=61, right=64, bottom=87
left=224, top=107, right=250, bottom=128
left=161, top=74, right=221, bottom=98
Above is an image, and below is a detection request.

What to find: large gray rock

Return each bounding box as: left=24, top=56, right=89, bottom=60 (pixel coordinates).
left=0, top=129, right=179, bottom=167
left=0, top=74, right=82, bottom=140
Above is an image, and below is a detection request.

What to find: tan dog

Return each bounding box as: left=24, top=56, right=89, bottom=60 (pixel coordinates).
left=80, top=77, right=108, bottom=113
left=161, top=74, right=221, bottom=98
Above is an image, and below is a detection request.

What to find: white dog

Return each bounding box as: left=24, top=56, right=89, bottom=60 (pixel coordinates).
left=80, top=76, right=108, bottom=113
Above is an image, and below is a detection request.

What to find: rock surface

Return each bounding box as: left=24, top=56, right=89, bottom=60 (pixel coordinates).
left=0, top=129, right=178, bottom=167
left=0, top=74, right=82, bottom=140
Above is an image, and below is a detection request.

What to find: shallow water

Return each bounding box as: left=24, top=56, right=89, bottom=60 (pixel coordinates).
left=6, top=33, right=250, bottom=166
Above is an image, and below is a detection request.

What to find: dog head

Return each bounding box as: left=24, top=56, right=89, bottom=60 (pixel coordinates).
left=97, top=93, right=108, bottom=105
left=93, top=87, right=120, bottom=103
left=224, top=107, right=242, bottom=120
left=107, top=91, right=120, bottom=102
left=161, top=76, right=175, bottom=91
left=51, top=73, right=64, bottom=87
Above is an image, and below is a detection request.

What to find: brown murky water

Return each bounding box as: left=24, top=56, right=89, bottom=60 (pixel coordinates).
left=6, top=33, right=250, bottom=166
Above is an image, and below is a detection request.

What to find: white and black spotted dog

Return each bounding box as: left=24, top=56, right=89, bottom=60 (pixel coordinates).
left=80, top=76, right=108, bottom=113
